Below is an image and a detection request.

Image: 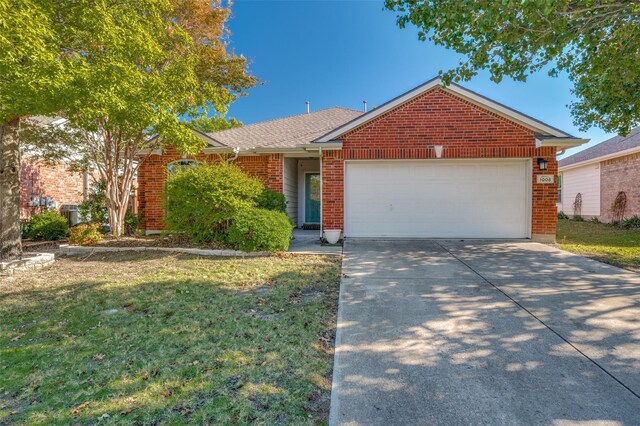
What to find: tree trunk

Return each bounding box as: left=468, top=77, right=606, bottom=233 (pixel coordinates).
left=0, top=118, right=23, bottom=261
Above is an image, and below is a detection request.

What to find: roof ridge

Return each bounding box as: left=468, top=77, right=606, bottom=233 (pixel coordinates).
left=205, top=107, right=360, bottom=137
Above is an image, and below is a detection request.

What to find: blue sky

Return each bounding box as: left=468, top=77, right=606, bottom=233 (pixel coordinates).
left=225, top=0, right=612, bottom=157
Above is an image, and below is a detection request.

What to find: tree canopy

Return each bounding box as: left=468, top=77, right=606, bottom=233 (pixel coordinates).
left=190, top=115, right=243, bottom=133
left=384, top=0, right=640, bottom=134
left=12, top=0, right=255, bottom=237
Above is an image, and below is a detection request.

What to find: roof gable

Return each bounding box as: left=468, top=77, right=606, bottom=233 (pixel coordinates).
left=315, top=77, right=577, bottom=143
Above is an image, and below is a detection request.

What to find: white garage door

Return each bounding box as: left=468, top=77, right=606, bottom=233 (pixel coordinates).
left=344, top=160, right=530, bottom=238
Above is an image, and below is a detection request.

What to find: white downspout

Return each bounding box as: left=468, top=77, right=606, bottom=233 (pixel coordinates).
left=319, top=146, right=323, bottom=242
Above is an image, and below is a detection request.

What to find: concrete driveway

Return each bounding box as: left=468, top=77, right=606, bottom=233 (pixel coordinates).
left=330, top=240, right=640, bottom=425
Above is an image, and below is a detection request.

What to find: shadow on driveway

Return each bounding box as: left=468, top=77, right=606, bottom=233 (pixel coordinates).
left=330, top=239, right=640, bottom=425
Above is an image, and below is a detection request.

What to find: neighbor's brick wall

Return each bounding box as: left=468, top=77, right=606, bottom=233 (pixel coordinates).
left=600, top=152, right=640, bottom=222
left=20, top=158, right=85, bottom=219
left=137, top=147, right=283, bottom=230
left=322, top=88, right=558, bottom=239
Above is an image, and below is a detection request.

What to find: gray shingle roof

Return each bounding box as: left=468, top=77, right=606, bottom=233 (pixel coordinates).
left=206, top=107, right=363, bottom=149
left=559, top=126, right=640, bottom=168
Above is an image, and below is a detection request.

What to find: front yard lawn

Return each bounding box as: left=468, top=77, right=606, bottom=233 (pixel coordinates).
left=556, top=219, right=640, bottom=271
left=0, top=252, right=340, bottom=425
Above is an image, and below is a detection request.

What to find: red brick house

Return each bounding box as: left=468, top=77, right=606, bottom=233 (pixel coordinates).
left=138, top=78, right=587, bottom=242
left=558, top=126, right=640, bottom=221
left=20, top=157, right=86, bottom=220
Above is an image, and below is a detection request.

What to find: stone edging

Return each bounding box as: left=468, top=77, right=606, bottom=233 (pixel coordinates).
left=0, top=253, right=55, bottom=276
left=59, top=244, right=270, bottom=257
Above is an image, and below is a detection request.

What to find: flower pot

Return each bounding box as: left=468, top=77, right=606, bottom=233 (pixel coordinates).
left=324, top=229, right=341, bottom=245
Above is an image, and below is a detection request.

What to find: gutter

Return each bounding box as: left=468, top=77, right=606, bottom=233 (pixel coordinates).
left=535, top=136, right=589, bottom=150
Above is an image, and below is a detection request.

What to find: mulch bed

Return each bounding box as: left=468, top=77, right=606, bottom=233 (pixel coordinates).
left=95, top=235, right=233, bottom=250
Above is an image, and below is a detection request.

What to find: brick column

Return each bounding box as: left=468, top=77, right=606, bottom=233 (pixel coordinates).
left=266, top=154, right=283, bottom=192
left=321, top=150, right=344, bottom=231
left=531, top=147, right=558, bottom=243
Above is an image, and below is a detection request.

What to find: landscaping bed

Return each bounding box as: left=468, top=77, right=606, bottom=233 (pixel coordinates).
left=556, top=219, right=640, bottom=272
left=0, top=251, right=341, bottom=424
left=94, top=234, right=233, bottom=250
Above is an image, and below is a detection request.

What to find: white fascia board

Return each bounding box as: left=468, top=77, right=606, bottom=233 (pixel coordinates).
left=535, top=137, right=589, bottom=149
left=559, top=145, right=640, bottom=171
left=315, top=77, right=572, bottom=142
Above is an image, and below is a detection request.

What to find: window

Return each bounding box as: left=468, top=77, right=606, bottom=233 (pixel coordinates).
left=167, top=159, right=200, bottom=174
left=557, top=174, right=562, bottom=203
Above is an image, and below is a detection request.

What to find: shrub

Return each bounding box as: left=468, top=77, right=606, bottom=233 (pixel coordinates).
left=79, top=180, right=108, bottom=224
left=258, top=189, right=288, bottom=214
left=228, top=207, right=293, bottom=252
left=620, top=215, right=640, bottom=229
left=590, top=216, right=601, bottom=224
left=164, top=162, right=264, bottom=243
left=573, top=215, right=584, bottom=222
left=20, top=219, right=32, bottom=239
left=69, top=224, right=103, bottom=245
left=124, top=210, right=139, bottom=236
left=557, top=211, right=569, bottom=220
left=27, top=210, right=68, bottom=241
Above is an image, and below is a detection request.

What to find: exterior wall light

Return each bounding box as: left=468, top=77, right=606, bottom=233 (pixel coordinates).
left=537, top=158, right=548, bottom=170
left=434, top=145, right=444, bottom=158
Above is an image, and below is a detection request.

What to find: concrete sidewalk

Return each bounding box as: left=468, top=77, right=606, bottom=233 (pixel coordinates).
left=330, top=239, right=640, bottom=425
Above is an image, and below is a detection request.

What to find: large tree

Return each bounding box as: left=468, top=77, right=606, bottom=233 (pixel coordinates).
left=384, top=0, right=640, bottom=134
left=17, top=0, right=255, bottom=238
left=0, top=1, right=75, bottom=260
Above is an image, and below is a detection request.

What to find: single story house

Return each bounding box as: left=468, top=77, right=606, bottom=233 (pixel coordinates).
left=558, top=126, right=640, bottom=221
left=138, top=77, right=587, bottom=242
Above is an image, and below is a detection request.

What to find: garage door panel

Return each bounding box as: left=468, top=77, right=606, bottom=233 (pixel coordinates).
left=345, top=160, right=529, bottom=238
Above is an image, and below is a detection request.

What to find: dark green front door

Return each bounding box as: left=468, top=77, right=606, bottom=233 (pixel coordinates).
left=305, top=173, right=321, bottom=223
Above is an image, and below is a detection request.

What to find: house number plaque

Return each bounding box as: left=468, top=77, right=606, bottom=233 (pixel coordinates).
left=536, top=174, right=554, bottom=184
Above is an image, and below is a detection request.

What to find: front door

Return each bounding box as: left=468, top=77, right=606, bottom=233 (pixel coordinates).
left=305, top=173, right=321, bottom=223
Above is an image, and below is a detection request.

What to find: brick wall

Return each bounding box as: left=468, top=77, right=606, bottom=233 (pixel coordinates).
left=321, top=88, right=558, bottom=241
left=20, top=158, right=85, bottom=219
left=600, top=152, right=640, bottom=222
left=137, top=147, right=283, bottom=230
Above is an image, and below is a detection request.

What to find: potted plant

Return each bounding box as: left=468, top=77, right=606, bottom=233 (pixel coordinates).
left=324, top=229, right=341, bottom=244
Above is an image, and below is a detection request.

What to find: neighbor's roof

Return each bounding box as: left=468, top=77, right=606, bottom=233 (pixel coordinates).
left=206, top=107, right=363, bottom=150
left=559, top=126, right=640, bottom=168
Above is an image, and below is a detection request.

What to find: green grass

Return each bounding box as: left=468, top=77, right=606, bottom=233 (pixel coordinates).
left=557, top=219, right=640, bottom=271
left=0, top=252, right=341, bottom=425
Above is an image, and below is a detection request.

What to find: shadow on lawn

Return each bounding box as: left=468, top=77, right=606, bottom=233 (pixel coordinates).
left=0, top=252, right=340, bottom=425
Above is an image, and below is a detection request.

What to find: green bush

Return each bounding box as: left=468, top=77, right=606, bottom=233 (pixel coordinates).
left=125, top=210, right=139, bottom=236
left=573, top=215, right=584, bottom=222
left=79, top=180, right=108, bottom=224
left=228, top=207, right=293, bottom=252
left=258, top=189, right=288, bottom=214
left=557, top=211, right=569, bottom=220
left=69, top=224, right=103, bottom=246
left=27, top=210, right=68, bottom=241
left=620, top=215, right=640, bottom=229
left=20, top=219, right=32, bottom=239
left=164, top=162, right=264, bottom=243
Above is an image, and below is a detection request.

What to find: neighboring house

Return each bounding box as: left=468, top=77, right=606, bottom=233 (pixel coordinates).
left=20, top=157, right=86, bottom=220
left=558, top=127, right=640, bottom=221
left=20, top=117, right=86, bottom=220
left=138, top=77, right=587, bottom=242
